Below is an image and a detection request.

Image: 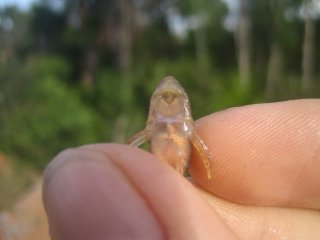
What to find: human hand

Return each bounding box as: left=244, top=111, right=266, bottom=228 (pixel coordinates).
left=43, top=99, right=320, bottom=240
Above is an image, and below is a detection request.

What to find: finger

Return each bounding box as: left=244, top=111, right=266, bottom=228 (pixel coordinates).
left=43, top=144, right=239, bottom=240
left=190, top=99, right=320, bottom=209
left=43, top=147, right=163, bottom=240
left=199, top=188, right=320, bottom=240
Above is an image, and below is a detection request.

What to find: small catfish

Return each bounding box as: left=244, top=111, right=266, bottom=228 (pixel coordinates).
left=128, top=76, right=213, bottom=179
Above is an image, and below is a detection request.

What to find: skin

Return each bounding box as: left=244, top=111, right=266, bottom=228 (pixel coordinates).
left=43, top=99, right=320, bottom=240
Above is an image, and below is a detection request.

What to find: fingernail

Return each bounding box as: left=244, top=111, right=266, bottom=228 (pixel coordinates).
left=43, top=149, right=164, bottom=240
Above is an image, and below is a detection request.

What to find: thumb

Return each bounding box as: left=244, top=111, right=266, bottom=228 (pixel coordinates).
left=43, top=144, right=239, bottom=240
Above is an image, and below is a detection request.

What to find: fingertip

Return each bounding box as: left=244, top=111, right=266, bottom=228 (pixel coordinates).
left=192, top=100, right=320, bottom=208
left=43, top=145, right=164, bottom=240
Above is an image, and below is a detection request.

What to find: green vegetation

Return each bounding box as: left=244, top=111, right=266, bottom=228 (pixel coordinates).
left=0, top=0, right=319, bottom=171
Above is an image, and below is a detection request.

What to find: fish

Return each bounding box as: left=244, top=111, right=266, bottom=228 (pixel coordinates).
left=128, top=76, right=213, bottom=179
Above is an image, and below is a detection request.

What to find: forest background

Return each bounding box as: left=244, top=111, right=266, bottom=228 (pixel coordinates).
left=0, top=0, right=319, bottom=208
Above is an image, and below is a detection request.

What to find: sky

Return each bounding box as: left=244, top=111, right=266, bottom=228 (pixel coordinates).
left=0, top=0, right=38, bottom=11
left=0, top=0, right=65, bottom=12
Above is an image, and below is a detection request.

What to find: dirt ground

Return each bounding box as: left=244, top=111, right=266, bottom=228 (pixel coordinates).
left=0, top=179, right=50, bottom=240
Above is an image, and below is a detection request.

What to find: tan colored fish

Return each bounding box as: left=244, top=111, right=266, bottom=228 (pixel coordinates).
left=128, top=76, right=213, bottom=179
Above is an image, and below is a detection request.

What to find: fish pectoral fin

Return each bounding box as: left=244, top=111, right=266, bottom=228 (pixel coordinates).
left=190, top=132, right=213, bottom=180
left=128, top=129, right=149, bottom=147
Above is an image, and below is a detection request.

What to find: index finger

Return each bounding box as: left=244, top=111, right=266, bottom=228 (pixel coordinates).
left=190, top=99, right=320, bottom=209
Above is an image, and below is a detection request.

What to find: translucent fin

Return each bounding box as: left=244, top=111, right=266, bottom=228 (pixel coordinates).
left=128, top=129, right=149, bottom=147
left=190, top=132, right=213, bottom=180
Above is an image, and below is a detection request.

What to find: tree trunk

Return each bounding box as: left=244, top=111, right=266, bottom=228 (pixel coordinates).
left=194, top=22, right=209, bottom=75
left=265, top=42, right=283, bottom=98
left=302, top=0, right=315, bottom=93
left=236, top=0, right=251, bottom=88
left=80, top=48, right=98, bottom=88
left=118, top=0, right=133, bottom=81
left=112, top=113, right=129, bottom=143
left=112, top=0, right=134, bottom=142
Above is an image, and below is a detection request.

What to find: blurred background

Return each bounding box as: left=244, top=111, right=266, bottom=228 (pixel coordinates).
left=0, top=0, right=319, bottom=239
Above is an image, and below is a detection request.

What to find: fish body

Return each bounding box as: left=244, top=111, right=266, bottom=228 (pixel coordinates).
left=129, top=76, right=213, bottom=179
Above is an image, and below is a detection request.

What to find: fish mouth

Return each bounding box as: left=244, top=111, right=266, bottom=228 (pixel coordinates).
left=162, top=90, right=176, bottom=104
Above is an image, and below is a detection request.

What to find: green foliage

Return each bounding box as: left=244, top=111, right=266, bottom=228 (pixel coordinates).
left=0, top=55, right=98, bottom=168
left=26, top=55, right=71, bottom=80
left=93, top=70, right=150, bottom=141
left=0, top=1, right=319, bottom=172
